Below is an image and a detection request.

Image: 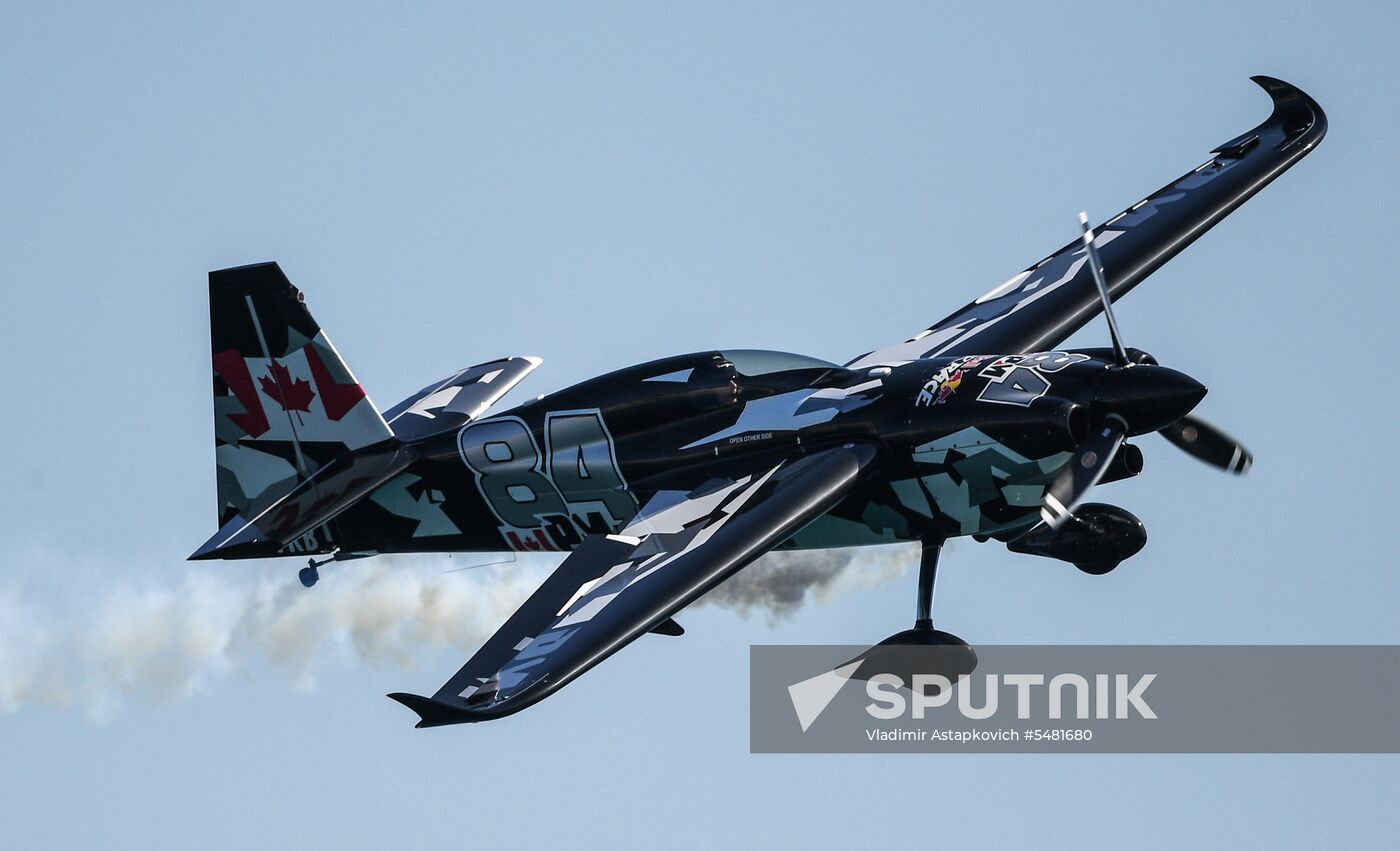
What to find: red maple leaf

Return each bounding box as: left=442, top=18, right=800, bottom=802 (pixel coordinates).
left=259, top=361, right=316, bottom=413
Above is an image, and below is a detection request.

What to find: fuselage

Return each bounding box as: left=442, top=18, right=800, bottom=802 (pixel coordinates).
left=305, top=347, right=1192, bottom=558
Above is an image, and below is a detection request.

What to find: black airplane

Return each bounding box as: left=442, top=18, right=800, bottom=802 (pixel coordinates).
left=191, top=76, right=1325, bottom=726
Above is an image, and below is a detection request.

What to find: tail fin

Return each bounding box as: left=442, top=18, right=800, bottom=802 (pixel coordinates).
left=209, top=262, right=392, bottom=528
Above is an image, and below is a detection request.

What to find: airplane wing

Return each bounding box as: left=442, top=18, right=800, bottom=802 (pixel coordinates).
left=388, top=442, right=878, bottom=726
left=847, top=76, right=1327, bottom=368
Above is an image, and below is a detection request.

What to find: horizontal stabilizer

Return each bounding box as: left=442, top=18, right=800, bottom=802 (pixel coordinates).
left=189, top=443, right=417, bottom=560
left=188, top=514, right=274, bottom=560
left=383, top=357, right=541, bottom=442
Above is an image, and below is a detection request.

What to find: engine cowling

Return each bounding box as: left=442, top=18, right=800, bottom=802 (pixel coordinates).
left=1006, top=503, right=1147, bottom=574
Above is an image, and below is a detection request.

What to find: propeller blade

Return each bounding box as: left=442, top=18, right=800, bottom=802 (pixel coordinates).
left=1079, top=211, right=1129, bottom=367
left=1160, top=415, right=1253, bottom=475
left=1041, top=416, right=1127, bottom=529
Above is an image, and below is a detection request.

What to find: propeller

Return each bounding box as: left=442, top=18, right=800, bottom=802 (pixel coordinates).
left=1041, top=415, right=1126, bottom=529
left=1039, top=213, right=1252, bottom=529
left=1160, top=415, right=1253, bottom=475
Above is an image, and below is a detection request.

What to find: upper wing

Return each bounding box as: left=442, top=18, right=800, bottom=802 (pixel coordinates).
left=847, top=76, right=1326, bottom=368
left=388, top=442, right=878, bottom=725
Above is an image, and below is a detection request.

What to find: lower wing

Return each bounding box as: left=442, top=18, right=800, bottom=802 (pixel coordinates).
left=389, top=442, right=879, bottom=726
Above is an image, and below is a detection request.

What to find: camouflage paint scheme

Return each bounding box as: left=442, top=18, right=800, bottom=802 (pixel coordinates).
left=190, top=77, right=1326, bottom=724
left=207, top=338, right=1104, bottom=559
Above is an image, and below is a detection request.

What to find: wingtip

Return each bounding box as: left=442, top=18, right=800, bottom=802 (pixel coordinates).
left=387, top=692, right=477, bottom=728
left=1250, top=74, right=1327, bottom=147
left=1211, top=75, right=1326, bottom=160
left=1248, top=74, right=1299, bottom=93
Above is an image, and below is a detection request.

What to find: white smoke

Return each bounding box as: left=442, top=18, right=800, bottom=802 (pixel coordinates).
left=0, top=545, right=910, bottom=719
left=0, top=557, right=552, bottom=720
left=0, top=588, right=68, bottom=713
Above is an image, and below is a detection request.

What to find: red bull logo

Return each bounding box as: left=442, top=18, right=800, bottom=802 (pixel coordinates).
left=915, top=356, right=985, bottom=407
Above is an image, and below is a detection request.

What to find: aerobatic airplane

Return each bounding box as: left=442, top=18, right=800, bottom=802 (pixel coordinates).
left=191, top=76, right=1326, bottom=726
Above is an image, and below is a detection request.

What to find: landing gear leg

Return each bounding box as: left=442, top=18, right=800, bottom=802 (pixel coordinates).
left=846, top=536, right=976, bottom=683
left=914, top=537, right=940, bottom=631
left=895, top=536, right=961, bottom=642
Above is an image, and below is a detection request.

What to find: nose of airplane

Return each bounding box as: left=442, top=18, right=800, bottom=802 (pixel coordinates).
left=1093, top=365, right=1207, bottom=435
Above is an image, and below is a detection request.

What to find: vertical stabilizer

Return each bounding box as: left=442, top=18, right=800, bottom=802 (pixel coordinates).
left=208, top=262, right=392, bottom=527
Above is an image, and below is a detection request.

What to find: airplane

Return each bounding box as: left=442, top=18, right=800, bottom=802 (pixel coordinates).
left=191, top=76, right=1326, bottom=726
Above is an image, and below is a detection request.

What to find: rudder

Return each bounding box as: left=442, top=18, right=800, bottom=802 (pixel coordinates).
left=209, top=262, right=392, bottom=527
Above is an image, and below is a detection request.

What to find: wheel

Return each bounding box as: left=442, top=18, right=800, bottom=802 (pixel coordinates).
left=844, top=627, right=978, bottom=686
left=298, top=566, right=320, bottom=588
left=1075, top=560, right=1119, bottom=576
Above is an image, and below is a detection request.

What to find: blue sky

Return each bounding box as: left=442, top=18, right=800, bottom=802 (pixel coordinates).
left=2, top=2, right=1397, bottom=847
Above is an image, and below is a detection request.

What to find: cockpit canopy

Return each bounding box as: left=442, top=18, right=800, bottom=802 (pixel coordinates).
left=532, top=349, right=849, bottom=435
left=720, top=349, right=839, bottom=376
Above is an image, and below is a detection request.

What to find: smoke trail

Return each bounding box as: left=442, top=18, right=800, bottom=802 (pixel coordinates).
left=0, top=545, right=910, bottom=718
left=0, top=588, right=68, bottom=713
left=0, top=558, right=553, bottom=720
left=701, top=543, right=913, bottom=625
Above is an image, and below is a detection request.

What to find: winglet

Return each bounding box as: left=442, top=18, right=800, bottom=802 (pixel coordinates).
left=386, top=692, right=479, bottom=728
left=1214, top=76, right=1327, bottom=157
